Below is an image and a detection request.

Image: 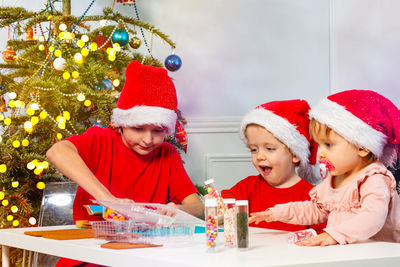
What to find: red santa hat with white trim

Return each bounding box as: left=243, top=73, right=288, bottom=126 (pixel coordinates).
left=309, top=89, right=400, bottom=167
left=240, top=99, right=321, bottom=185
left=111, top=60, right=177, bottom=135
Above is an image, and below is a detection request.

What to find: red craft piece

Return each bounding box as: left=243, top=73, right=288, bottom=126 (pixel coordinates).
left=176, top=122, right=188, bottom=152
left=116, top=0, right=135, bottom=4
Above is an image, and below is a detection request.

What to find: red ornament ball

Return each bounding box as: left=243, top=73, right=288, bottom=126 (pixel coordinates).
left=93, top=35, right=112, bottom=50
left=2, top=47, right=17, bottom=62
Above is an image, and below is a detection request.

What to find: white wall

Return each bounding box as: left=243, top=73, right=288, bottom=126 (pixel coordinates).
left=1, top=0, right=331, bottom=189
left=136, top=0, right=331, bottom=188
left=330, top=0, right=400, bottom=106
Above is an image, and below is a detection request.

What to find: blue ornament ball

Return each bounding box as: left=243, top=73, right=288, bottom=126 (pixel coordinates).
left=164, top=54, right=182, bottom=72
left=94, top=82, right=106, bottom=90
left=112, top=29, right=129, bottom=46
left=102, top=78, right=113, bottom=90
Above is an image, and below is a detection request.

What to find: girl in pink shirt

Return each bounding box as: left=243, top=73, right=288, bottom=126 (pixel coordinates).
left=249, top=90, right=400, bottom=246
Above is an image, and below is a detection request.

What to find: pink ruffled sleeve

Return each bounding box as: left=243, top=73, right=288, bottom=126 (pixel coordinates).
left=324, top=172, right=391, bottom=244
left=271, top=186, right=329, bottom=226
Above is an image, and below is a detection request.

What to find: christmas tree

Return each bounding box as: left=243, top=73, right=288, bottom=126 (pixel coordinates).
left=0, top=0, right=186, bottom=235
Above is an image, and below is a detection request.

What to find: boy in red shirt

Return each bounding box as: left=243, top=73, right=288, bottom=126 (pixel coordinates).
left=221, top=100, right=323, bottom=232
left=47, top=61, right=204, bottom=267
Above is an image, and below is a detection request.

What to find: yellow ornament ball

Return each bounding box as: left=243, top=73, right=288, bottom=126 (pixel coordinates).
left=8, top=100, right=15, bottom=108
left=75, top=58, right=84, bottom=65
left=22, top=139, right=29, bottom=147
left=12, top=220, right=19, bottom=227
left=90, top=42, right=98, bottom=51
left=112, top=79, right=120, bottom=87
left=57, top=133, right=63, bottom=140
left=56, top=115, right=65, bottom=123
left=42, top=161, right=49, bottom=169
left=2, top=199, right=9, bottom=206
left=77, top=93, right=85, bottom=102
left=26, top=108, right=35, bottom=116
left=39, top=44, right=45, bottom=51
left=49, top=46, right=55, bottom=52
left=63, top=72, right=71, bottom=80
left=12, top=140, right=21, bottom=148
left=29, top=217, right=37, bottom=225
left=36, top=181, right=45, bottom=190
left=8, top=92, right=17, bottom=99
left=32, top=159, right=39, bottom=166
left=77, top=39, right=85, bottom=48
left=11, top=205, right=18, bottom=213
left=48, top=15, right=53, bottom=20
left=81, top=48, right=89, bottom=57
left=81, top=35, right=89, bottom=43
left=31, top=116, right=39, bottom=125
left=0, top=191, right=4, bottom=200
left=63, top=111, right=71, bottom=120
left=4, top=118, right=11, bottom=125
left=31, top=103, right=39, bottom=110
left=36, top=163, right=43, bottom=170
left=84, top=99, right=92, bottom=107
left=113, top=43, right=121, bottom=51
left=40, top=111, right=48, bottom=120
left=108, top=54, right=116, bottom=61
left=14, top=100, right=24, bottom=108
left=59, top=32, right=66, bottom=39
left=11, top=181, right=19, bottom=188
left=34, top=168, right=43, bottom=175
left=54, top=49, right=62, bottom=57
left=24, top=121, right=33, bottom=130
left=0, top=164, right=7, bottom=173
left=72, top=71, right=79, bottom=79
left=27, top=162, right=35, bottom=170
left=7, top=215, right=13, bottom=221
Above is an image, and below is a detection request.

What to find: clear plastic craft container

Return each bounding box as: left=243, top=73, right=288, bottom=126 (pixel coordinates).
left=90, top=201, right=203, bottom=244
left=90, top=220, right=195, bottom=244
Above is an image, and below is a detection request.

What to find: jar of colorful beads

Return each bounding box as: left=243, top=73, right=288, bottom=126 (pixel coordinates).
left=236, top=200, right=249, bottom=250
left=204, top=178, right=224, bottom=217
left=205, top=198, right=218, bottom=252
left=223, top=198, right=236, bottom=247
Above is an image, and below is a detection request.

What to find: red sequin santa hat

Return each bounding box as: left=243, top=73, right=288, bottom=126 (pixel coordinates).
left=111, top=60, right=177, bottom=134
left=310, top=89, right=400, bottom=167
left=240, top=99, right=320, bottom=184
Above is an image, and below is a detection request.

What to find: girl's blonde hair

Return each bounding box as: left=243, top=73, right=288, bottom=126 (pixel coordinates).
left=309, top=119, right=376, bottom=164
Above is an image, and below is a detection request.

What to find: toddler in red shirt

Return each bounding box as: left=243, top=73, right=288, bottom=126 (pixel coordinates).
left=221, top=99, right=324, bottom=232
left=47, top=61, right=204, bottom=267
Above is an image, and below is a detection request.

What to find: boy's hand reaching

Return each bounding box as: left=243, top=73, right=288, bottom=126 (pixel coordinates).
left=296, top=232, right=338, bottom=247
left=248, top=209, right=274, bottom=224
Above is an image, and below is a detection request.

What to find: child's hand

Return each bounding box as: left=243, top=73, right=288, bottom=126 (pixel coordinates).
left=248, top=209, right=274, bottom=224
left=296, top=232, right=338, bottom=247
left=203, top=194, right=212, bottom=199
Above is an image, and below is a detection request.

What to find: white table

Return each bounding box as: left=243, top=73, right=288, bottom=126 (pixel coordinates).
left=1, top=225, right=400, bottom=267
